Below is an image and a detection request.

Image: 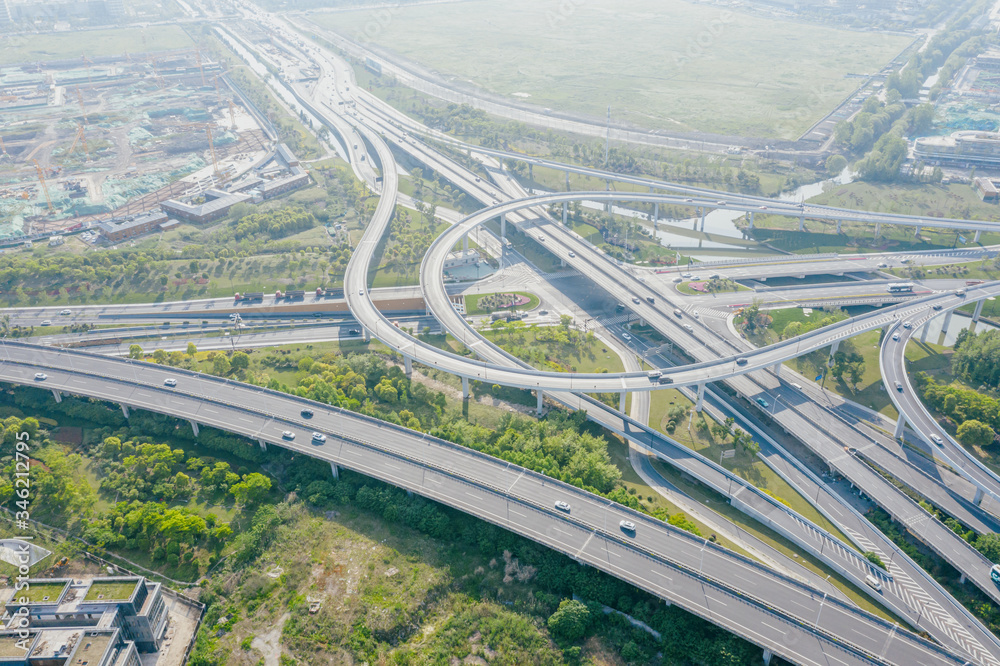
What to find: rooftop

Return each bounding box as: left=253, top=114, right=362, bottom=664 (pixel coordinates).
left=3, top=580, right=69, bottom=605
left=84, top=580, right=139, bottom=603
left=71, top=631, right=114, bottom=666
left=0, top=632, right=33, bottom=659
left=29, top=628, right=82, bottom=659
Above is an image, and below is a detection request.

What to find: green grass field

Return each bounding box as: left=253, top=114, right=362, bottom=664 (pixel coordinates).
left=316, top=0, right=909, bottom=139
left=0, top=25, right=194, bottom=65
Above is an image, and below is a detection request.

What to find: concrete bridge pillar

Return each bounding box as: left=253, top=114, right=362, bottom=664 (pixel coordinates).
left=562, top=201, right=568, bottom=225
left=829, top=339, right=840, bottom=358
left=920, top=324, right=929, bottom=344
left=941, top=311, right=953, bottom=334
left=565, top=171, right=570, bottom=191
left=462, top=377, right=470, bottom=400
left=653, top=202, right=659, bottom=233
left=894, top=417, right=905, bottom=438
left=914, top=226, right=921, bottom=237
left=403, top=355, right=413, bottom=377
left=975, top=486, right=985, bottom=506
left=975, top=229, right=982, bottom=243
left=960, top=572, right=967, bottom=584
left=51, top=390, right=62, bottom=403
left=772, top=362, right=781, bottom=377
left=330, top=462, right=339, bottom=480
left=189, top=420, right=200, bottom=437
left=528, top=163, right=533, bottom=181
left=362, top=327, right=371, bottom=343
left=605, top=180, right=611, bottom=212
left=463, top=233, right=469, bottom=252
left=537, top=390, right=545, bottom=416
left=695, top=383, right=706, bottom=412
left=748, top=211, right=754, bottom=229
left=258, top=439, right=267, bottom=451
left=501, top=213, right=507, bottom=240
left=700, top=209, right=707, bottom=232
left=875, top=222, right=881, bottom=238
left=694, top=207, right=700, bottom=231
left=619, top=391, right=627, bottom=413
left=763, top=649, right=773, bottom=666
left=836, top=219, right=842, bottom=234
left=121, top=404, right=130, bottom=419
left=973, top=299, right=985, bottom=323
left=798, top=216, right=804, bottom=232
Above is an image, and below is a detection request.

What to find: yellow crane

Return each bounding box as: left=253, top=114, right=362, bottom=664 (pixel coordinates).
left=81, top=53, right=93, bottom=85
left=75, top=85, right=88, bottom=125
left=68, top=124, right=89, bottom=160
left=32, top=160, right=54, bottom=214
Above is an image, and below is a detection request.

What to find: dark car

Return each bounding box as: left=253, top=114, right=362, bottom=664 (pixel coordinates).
left=301, top=408, right=314, bottom=418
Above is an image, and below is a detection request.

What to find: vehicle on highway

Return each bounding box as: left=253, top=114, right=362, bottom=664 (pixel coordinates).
left=933, top=304, right=943, bottom=310
left=622, top=332, right=632, bottom=341
left=554, top=500, right=571, bottom=512
left=895, top=381, right=903, bottom=392
left=312, top=432, right=327, bottom=443
left=877, top=262, right=888, bottom=268
left=892, top=333, right=900, bottom=341
left=282, top=431, right=295, bottom=440
left=681, top=272, right=692, bottom=278
left=348, top=329, right=361, bottom=335
left=673, top=309, right=683, bottom=317
left=902, top=321, right=911, bottom=329
left=991, top=564, right=1000, bottom=586
left=59, top=309, right=71, bottom=315
left=567, top=251, right=575, bottom=258
left=716, top=201, right=726, bottom=206
left=474, top=176, right=481, bottom=182
left=865, top=574, right=883, bottom=592
left=887, top=282, right=913, bottom=294
left=690, top=275, right=701, bottom=281
left=791, top=382, right=802, bottom=390
left=930, top=434, right=944, bottom=447
left=301, top=408, right=314, bottom=418
left=956, top=289, right=966, bottom=297
left=648, top=370, right=662, bottom=380
left=34, top=373, right=47, bottom=381
left=40, top=320, right=51, bottom=326
left=967, top=279, right=984, bottom=286
left=736, top=357, right=749, bottom=366
left=163, top=378, right=177, bottom=387
left=632, top=297, right=640, bottom=304
left=646, top=296, right=655, bottom=304
left=673, top=277, right=683, bottom=283
left=619, top=520, right=636, bottom=533
left=657, top=375, right=673, bottom=384
left=538, top=235, right=545, bottom=242
left=756, top=397, right=770, bottom=408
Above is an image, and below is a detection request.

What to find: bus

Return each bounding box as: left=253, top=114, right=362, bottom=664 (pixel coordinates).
left=887, top=282, right=914, bottom=293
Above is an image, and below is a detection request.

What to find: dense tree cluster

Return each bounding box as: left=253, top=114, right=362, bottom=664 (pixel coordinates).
left=917, top=374, right=999, bottom=445
left=224, top=206, right=317, bottom=242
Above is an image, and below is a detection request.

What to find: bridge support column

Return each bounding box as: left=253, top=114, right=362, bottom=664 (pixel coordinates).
left=605, top=180, right=611, bottom=212
left=829, top=339, right=840, bottom=360
left=836, top=219, right=842, bottom=234
left=762, top=649, right=773, bottom=665
left=619, top=391, right=627, bottom=412
left=914, top=225, right=921, bottom=237
left=362, top=327, right=371, bottom=343
left=960, top=572, right=967, bottom=584
left=748, top=211, right=754, bottom=229
left=501, top=213, right=507, bottom=240
left=700, top=209, right=707, bottom=232
left=537, top=390, right=545, bottom=416
left=975, top=486, right=985, bottom=506
left=920, top=324, right=929, bottom=343
left=528, top=163, right=533, bottom=181
left=874, top=222, right=881, bottom=238
left=772, top=362, right=781, bottom=377
left=562, top=201, right=568, bottom=225
left=694, top=207, right=700, bottom=230
left=941, top=311, right=953, bottom=334
left=330, top=462, right=339, bottom=480
left=973, top=299, right=985, bottom=323
left=798, top=216, right=804, bottom=232
left=463, top=233, right=469, bottom=252
left=51, top=390, right=62, bottom=403
left=189, top=420, right=199, bottom=437
left=403, top=355, right=413, bottom=377
left=653, top=202, right=659, bottom=233
left=695, top=383, right=706, bottom=412
left=462, top=377, right=470, bottom=400
left=258, top=439, right=267, bottom=452
left=975, top=229, right=982, bottom=243
left=565, top=171, right=570, bottom=191
left=121, top=404, right=130, bottom=419
left=894, top=417, right=905, bottom=439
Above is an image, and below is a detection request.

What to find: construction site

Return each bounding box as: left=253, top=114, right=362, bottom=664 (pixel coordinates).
left=0, top=47, right=276, bottom=240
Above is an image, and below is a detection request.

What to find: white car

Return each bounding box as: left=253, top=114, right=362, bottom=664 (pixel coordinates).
left=40, top=320, right=51, bottom=326
left=554, top=500, right=571, bottom=512
left=892, top=333, right=900, bottom=341
left=282, top=431, right=296, bottom=440
left=902, top=321, right=912, bottom=329
left=619, top=520, right=636, bottom=533
left=538, top=235, right=545, bottom=242
left=622, top=332, right=632, bottom=341
left=59, top=309, right=71, bottom=315
left=895, top=381, right=903, bottom=392
left=930, top=434, right=944, bottom=447
left=358, top=289, right=364, bottom=296
left=163, top=378, right=177, bottom=387
left=568, top=251, right=575, bottom=258
left=312, top=432, right=327, bottom=443
left=865, top=574, right=883, bottom=592
left=681, top=273, right=692, bottom=278
left=34, top=373, right=47, bottom=381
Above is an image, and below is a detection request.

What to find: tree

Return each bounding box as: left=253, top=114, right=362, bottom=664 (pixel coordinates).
left=864, top=551, right=886, bottom=570
left=957, top=419, right=994, bottom=449
left=825, top=154, right=847, bottom=175
left=152, top=349, right=168, bottom=364
left=230, top=473, right=272, bottom=506
left=212, top=354, right=231, bottom=376
left=976, top=532, right=1000, bottom=563
left=230, top=351, right=250, bottom=373
left=128, top=344, right=143, bottom=360
left=186, top=342, right=197, bottom=356
left=547, top=599, right=590, bottom=641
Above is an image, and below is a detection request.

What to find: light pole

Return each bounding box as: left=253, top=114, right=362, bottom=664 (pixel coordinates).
left=813, top=591, right=828, bottom=630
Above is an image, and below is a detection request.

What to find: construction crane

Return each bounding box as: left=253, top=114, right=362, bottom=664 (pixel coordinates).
left=205, top=126, right=221, bottom=180
left=75, top=85, right=88, bottom=125
left=68, top=124, right=89, bottom=161
left=81, top=53, right=93, bottom=85
left=32, top=159, right=54, bottom=214
left=228, top=100, right=237, bottom=130
left=148, top=56, right=167, bottom=89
